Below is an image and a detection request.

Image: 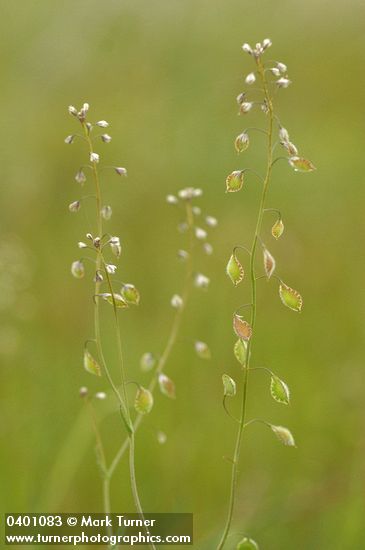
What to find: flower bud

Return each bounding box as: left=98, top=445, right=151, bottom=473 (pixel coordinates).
left=75, top=170, right=86, bottom=184
left=177, top=249, right=189, bottom=261
left=64, top=135, right=75, bottom=144
left=96, top=120, right=109, bottom=128
left=140, top=352, right=156, bottom=372
left=69, top=200, right=80, bottom=213
left=203, top=243, right=213, bottom=255
left=245, top=72, right=256, bottom=85
left=79, top=386, right=88, bottom=397
left=115, top=166, right=127, bottom=177
left=234, top=132, right=249, bottom=153
left=101, top=133, right=112, bottom=143
left=95, top=392, right=107, bottom=400
left=276, top=62, right=287, bottom=73
left=194, top=273, right=210, bottom=289
left=205, top=215, right=217, bottom=227
left=158, top=373, right=176, bottom=399
left=276, top=77, right=291, bottom=88
left=262, top=38, right=272, bottom=49
left=242, top=43, right=253, bottom=54
left=166, top=194, right=178, bottom=204
left=192, top=206, right=201, bottom=216
left=90, top=152, right=99, bottom=163
left=194, top=340, right=211, bottom=359
left=195, top=227, right=207, bottom=240
left=239, top=102, right=253, bottom=114
left=105, top=264, right=117, bottom=274
left=78, top=241, right=88, bottom=249
left=68, top=105, right=78, bottom=116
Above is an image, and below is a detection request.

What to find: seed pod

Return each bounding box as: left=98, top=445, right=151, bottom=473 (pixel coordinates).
left=234, top=338, right=247, bottom=365
left=263, top=248, right=276, bottom=279
left=135, top=387, right=154, bottom=414
left=226, top=253, right=244, bottom=286
left=100, top=293, right=128, bottom=308
left=271, top=425, right=296, bottom=447
left=75, top=170, right=86, bottom=184
left=71, top=260, right=85, bottom=279
left=270, top=375, right=290, bottom=405
left=101, top=205, right=112, bottom=220
left=289, top=156, right=316, bottom=172
left=69, top=201, right=80, bottom=213
left=271, top=218, right=284, bottom=240
left=121, top=284, right=140, bottom=305
left=83, top=349, right=101, bottom=377
left=226, top=171, right=244, bottom=193
left=233, top=315, right=252, bottom=341
left=279, top=283, right=303, bottom=312
left=158, top=374, right=176, bottom=399
left=222, top=374, right=236, bottom=397
left=234, top=133, right=250, bottom=153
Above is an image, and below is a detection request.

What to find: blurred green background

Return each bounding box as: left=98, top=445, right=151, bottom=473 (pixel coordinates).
left=1, top=1, right=364, bottom=548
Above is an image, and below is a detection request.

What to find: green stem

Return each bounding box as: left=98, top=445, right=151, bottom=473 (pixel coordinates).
left=217, top=56, right=274, bottom=550
left=82, top=124, right=154, bottom=549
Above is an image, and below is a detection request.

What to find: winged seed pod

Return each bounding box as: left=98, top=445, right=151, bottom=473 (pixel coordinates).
left=279, top=283, right=303, bottom=312
left=235, top=133, right=250, bottom=153
left=158, top=374, right=176, bottom=399
left=263, top=248, right=276, bottom=279
left=237, top=538, right=259, bottom=550
left=270, top=375, right=290, bottom=405
left=140, top=352, right=156, bottom=372
left=135, top=387, right=154, bottom=415
left=121, top=283, right=140, bottom=305
left=271, top=218, right=284, bottom=240
left=83, top=348, right=101, bottom=377
left=234, top=338, right=247, bottom=365
left=222, top=374, right=236, bottom=397
left=226, top=253, right=244, bottom=286
left=271, top=425, right=296, bottom=447
left=233, top=314, right=252, bottom=341
left=226, top=171, right=244, bottom=192
left=289, top=156, right=316, bottom=172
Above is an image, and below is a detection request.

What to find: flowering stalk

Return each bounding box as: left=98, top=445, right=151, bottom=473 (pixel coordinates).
left=66, top=103, right=153, bottom=548
left=219, top=40, right=315, bottom=549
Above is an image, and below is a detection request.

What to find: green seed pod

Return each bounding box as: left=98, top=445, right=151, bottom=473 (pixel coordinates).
left=271, top=425, right=296, bottom=447
left=121, top=284, right=140, bottom=305
left=279, top=283, right=303, bottom=312
left=226, top=253, right=244, bottom=286
left=135, top=387, right=154, bottom=415
left=226, top=170, right=244, bottom=193
left=83, top=349, right=101, bottom=377
left=71, top=260, right=85, bottom=279
left=158, top=374, right=176, bottom=399
left=237, top=537, right=259, bottom=550
left=222, top=374, right=236, bottom=397
left=271, top=218, right=284, bottom=240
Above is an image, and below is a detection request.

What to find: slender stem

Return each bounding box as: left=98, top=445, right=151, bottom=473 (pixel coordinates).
left=217, top=56, right=274, bottom=549
left=107, top=200, right=194, bottom=479
left=82, top=124, right=155, bottom=549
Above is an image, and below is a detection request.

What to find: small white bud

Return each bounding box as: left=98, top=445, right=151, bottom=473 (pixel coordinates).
left=64, top=135, right=75, bottom=144
left=270, top=67, right=281, bottom=77
left=205, top=215, right=217, bottom=227
left=192, top=206, right=201, bottom=216
left=239, top=102, right=253, bottom=114
left=193, top=188, right=203, bottom=197
left=242, top=43, right=253, bottom=54
left=194, top=340, right=211, bottom=359
left=110, top=236, right=121, bottom=257
left=86, top=233, right=93, bottom=240
left=93, top=237, right=101, bottom=248
left=106, top=264, right=117, bottom=274
left=95, top=392, right=107, bottom=400
left=171, top=294, right=183, bottom=309
left=262, top=38, right=272, bottom=49
left=94, top=271, right=103, bottom=283
left=101, top=133, right=112, bottom=143
left=96, top=120, right=109, bottom=128
left=194, top=273, right=210, bottom=289
left=236, top=92, right=246, bottom=105
left=276, top=77, right=291, bottom=88
left=115, top=166, right=127, bottom=176
left=203, top=243, right=213, bottom=255
left=78, top=241, right=88, bottom=249
left=245, top=72, right=256, bottom=85
left=110, top=236, right=120, bottom=245
left=178, top=187, right=202, bottom=200
left=277, top=62, right=287, bottom=74
left=79, top=386, right=88, bottom=397
left=69, top=200, right=80, bottom=212
left=75, top=170, right=86, bottom=184
left=90, top=152, right=99, bottom=163
left=166, top=194, right=178, bottom=204
left=195, top=227, right=207, bottom=240
left=82, top=103, right=89, bottom=113
left=68, top=105, right=78, bottom=116
left=71, top=260, right=85, bottom=279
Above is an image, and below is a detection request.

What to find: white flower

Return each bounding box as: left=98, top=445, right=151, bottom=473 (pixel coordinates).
left=115, top=167, right=127, bottom=176
left=195, top=273, right=210, bottom=289
left=110, top=236, right=120, bottom=245
left=276, top=78, right=291, bottom=88
left=106, top=264, right=117, bottom=274
left=110, top=237, right=121, bottom=257
left=95, top=392, right=107, bottom=400
left=270, top=67, right=281, bottom=77
left=205, top=215, right=217, bottom=227
left=279, top=127, right=290, bottom=142
left=166, top=194, right=178, bottom=204
left=82, top=102, right=89, bottom=113
left=90, top=152, right=99, bottom=163
left=171, top=294, right=183, bottom=309
left=68, top=105, right=78, bottom=116
left=262, top=38, right=272, bottom=49
left=245, top=72, right=256, bottom=85
left=64, top=135, right=74, bottom=144
left=195, top=227, right=207, bottom=240
left=178, top=187, right=202, bottom=200
left=276, top=62, right=287, bottom=74
left=69, top=200, right=80, bottom=212
left=78, top=242, right=88, bottom=249
left=240, top=102, right=253, bottom=114
left=96, top=120, right=109, bottom=128
left=101, top=134, right=112, bottom=143
left=242, top=43, right=253, bottom=54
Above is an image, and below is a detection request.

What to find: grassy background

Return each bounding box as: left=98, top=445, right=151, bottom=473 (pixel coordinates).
left=0, top=0, right=364, bottom=548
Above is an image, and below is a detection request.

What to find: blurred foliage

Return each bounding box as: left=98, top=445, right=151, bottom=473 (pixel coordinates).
left=0, top=0, right=364, bottom=548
